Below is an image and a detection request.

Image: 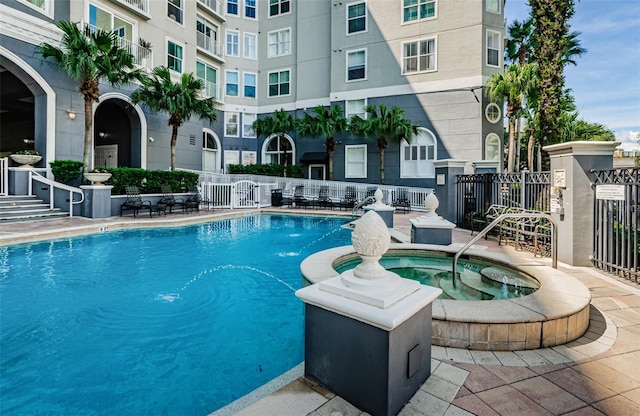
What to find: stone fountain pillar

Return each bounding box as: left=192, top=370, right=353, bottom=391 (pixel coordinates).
left=410, top=193, right=456, bottom=245
left=363, top=188, right=395, bottom=228
left=295, top=211, right=442, bottom=416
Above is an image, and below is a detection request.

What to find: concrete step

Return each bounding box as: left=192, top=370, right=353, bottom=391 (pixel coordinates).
left=0, top=195, right=69, bottom=224
left=0, top=211, right=69, bottom=223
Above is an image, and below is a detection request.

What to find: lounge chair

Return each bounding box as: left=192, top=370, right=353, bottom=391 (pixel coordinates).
left=120, top=185, right=164, bottom=217
left=185, top=186, right=206, bottom=213
left=292, top=185, right=309, bottom=208
left=337, top=186, right=358, bottom=210
left=312, top=185, right=334, bottom=209
left=364, top=186, right=378, bottom=205
left=392, top=187, right=411, bottom=213
left=159, top=185, right=186, bottom=213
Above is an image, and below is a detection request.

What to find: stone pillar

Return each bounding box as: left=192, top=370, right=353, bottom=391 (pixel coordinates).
left=81, top=185, right=114, bottom=218
left=363, top=188, right=395, bottom=228
left=543, top=141, right=619, bottom=266
left=296, top=211, right=442, bottom=416
left=434, top=160, right=467, bottom=223
left=411, top=193, right=455, bottom=245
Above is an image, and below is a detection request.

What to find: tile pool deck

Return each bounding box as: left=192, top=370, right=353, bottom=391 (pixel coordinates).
left=1, top=209, right=640, bottom=416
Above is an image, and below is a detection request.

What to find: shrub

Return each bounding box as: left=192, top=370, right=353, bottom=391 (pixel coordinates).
left=106, top=167, right=199, bottom=194
left=49, top=160, right=83, bottom=185
left=227, top=163, right=303, bottom=178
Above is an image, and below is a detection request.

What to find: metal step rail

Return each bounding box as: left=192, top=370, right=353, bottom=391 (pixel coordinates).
left=28, top=170, right=84, bottom=217
left=451, top=212, right=557, bottom=288
left=352, top=196, right=376, bottom=218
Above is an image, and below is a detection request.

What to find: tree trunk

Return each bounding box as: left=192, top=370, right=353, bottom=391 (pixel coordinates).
left=528, top=133, right=536, bottom=171
left=83, top=96, right=93, bottom=173
left=328, top=149, right=334, bottom=181
left=507, top=117, right=517, bottom=172
left=170, top=124, right=178, bottom=171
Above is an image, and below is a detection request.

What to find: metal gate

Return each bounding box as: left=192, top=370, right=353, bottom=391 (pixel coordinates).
left=592, top=168, right=639, bottom=282
left=231, top=180, right=259, bottom=209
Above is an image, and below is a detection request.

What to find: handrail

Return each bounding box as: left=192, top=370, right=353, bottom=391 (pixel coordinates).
left=28, top=170, right=84, bottom=218
left=451, top=213, right=557, bottom=287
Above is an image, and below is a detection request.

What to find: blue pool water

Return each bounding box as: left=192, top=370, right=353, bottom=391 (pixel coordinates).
left=0, top=214, right=350, bottom=415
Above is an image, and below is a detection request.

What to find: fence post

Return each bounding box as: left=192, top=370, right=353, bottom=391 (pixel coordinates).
left=435, top=160, right=467, bottom=223
left=543, top=141, right=619, bottom=266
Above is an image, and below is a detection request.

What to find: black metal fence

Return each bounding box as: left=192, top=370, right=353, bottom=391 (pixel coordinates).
left=592, top=168, right=639, bottom=282
left=456, top=172, right=551, bottom=229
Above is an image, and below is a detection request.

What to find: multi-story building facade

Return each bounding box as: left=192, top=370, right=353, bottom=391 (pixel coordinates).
left=0, top=0, right=505, bottom=187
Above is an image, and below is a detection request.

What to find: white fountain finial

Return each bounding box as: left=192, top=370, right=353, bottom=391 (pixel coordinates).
left=351, top=210, right=390, bottom=280
left=423, top=193, right=439, bottom=217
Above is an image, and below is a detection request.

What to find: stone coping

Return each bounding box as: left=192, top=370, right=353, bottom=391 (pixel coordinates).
left=300, top=244, right=592, bottom=350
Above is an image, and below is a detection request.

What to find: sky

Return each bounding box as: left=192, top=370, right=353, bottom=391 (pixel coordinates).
left=504, top=0, right=640, bottom=151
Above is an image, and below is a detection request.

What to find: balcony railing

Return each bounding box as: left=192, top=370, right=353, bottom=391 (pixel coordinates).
left=197, top=0, right=225, bottom=18
left=118, top=0, right=149, bottom=14
left=201, top=79, right=224, bottom=102
left=197, top=32, right=224, bottom=61
left=81, top=23, right=153, bottom=71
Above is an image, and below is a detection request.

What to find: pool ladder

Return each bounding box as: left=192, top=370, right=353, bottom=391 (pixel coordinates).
left=451, top=213, right=558, bottom=288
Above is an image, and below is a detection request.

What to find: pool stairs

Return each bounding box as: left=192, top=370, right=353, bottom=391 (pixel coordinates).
left=0, top=195, right=68, bottom=223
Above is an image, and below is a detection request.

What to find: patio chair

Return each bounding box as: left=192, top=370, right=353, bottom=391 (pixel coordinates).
left=392, top=187, right=411, bottom=213
left=120, top=185, right=164, bottom=218
left=364, top=186, right=378, bottom=205
left=292, top=185, right=309, bottom=208
left=185, top=186, right=207, bottom=213
left=159, top=185, right=186, bottom=214
left=337, top=186, right=358, bottom=210
left=312, top=185, right=334, bottom=209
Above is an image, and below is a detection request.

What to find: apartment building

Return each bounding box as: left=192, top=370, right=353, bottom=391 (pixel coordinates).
left=0, top=0, right=506, bottom=186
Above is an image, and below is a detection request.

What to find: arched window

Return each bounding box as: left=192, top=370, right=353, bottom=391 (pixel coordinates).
left=485, top=103, right=501, bottom=124
left=202, top=129, right=221, bottom=172
left=485, top=133, right=500, bottom=161
left=261, top=134, right=295, bottom=165
left=400, top=128, right=436, bottom=178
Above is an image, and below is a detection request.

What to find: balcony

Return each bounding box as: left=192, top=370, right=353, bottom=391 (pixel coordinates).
left=201, top=79, right=224, bottom=103
left=109, top=0, right=151, bottom=19
left=81, top=23, right=153, bottom=72
left=197, top=0, right=226, bottom=21
left=197, top=32, right=225, bottom=62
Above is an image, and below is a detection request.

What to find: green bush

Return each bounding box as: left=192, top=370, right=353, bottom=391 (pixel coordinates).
left=105, top=167, right=199, bottom=194
left=227, top=163, right=303, bottom=178
left=49, top=160, right=83, bottom=185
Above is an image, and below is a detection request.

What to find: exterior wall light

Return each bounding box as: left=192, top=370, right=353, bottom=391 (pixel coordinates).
left=67, top=109, right=76, bottom=120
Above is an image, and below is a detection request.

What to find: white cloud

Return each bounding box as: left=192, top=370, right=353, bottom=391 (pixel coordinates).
left=614, top=130, right=640, bottom=151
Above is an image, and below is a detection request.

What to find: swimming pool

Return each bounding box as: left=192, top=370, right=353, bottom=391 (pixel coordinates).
left=0, top=214, right=350, bottom=415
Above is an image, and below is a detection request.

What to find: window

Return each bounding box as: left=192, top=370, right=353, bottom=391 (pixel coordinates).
left=347, top=49, right=366, bottom=81
left=167, top=40, right=183, bottom=73
left=487, top=30, right=501, bottom=67
left=485, top=133, right=500, bottom=161
left=346, top=99, right=366, bottom=119
left=347, top=2, right=367, bottom=34
left=401, top=128, right=436, bottom=178
left=226, top=30, right=239, bottom=56
left=402, top=38, right=436, bottom=74
left=89, top=5, right=133, bottom=43
left=227, top=0, right=238, bottom=15
left=245, top=0, right=256, bottom=18
left=226, top=70, right=239, bottom=96
left=242, top=151, right=257, bottom=165
left=202, top=130, right=220, bottom=172
left=485, top=103, right=501, bottom=123
left=23, top=0, right=52, bottom=15
left=225, top=112, right=239, bottom=137
left=264, top=135, right=294, bottom=165
left=224, top=150, right=240, bottom=171
left=243, top=113, right=257, bottom=137
left=345, top=145, right=367, bottom=178
left=486, top=0, right=501, bottom=14
left=243, top=72, right=257, bottom=98
left=197, top=16, right=220, bottom=56
left=403, top=0, right=436, bottom=23
left=268, top=70, right=290, bottom=97
left=268, top=28, right=291, bottom=57
left=244, top=33, right=257, bottom=59
left=167, top=0, right=183, bottom=23
left=197, top=61, right=219, bottom=99
left=203, top=130, right=218, bottom=150
left=269, top=0, right=290, bottom=16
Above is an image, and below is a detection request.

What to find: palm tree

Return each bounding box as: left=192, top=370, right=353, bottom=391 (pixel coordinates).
left=131, top=66, right=217, bottom=170
left=296, top=105, right=347, bottom=180
left=37, top=21, right=141, bottom=173
left=253, top=109, right=297, bottom=170
left=506, top=18, right=534, bottom=66
left=349, top=104, right=419, bottom=185
left=485, top=63, right=538, bottom=172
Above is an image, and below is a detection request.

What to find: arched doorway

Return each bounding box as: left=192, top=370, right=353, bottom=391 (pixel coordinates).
left=94, top=96, right=143, bottom=168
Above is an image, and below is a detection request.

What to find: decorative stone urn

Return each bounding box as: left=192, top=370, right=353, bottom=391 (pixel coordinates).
left=83, top=172, right=112, bottom=185
left=10, top=154, right=42, bottom=167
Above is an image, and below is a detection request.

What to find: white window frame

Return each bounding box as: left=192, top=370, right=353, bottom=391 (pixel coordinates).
left=19, top=0, right=54, bottom=18
left=196, top=61, right=219, bottom=99
left=346, top=1, right=367, bottom=35
left=346, top=48, right=367, bottom=82
left=224, top=150, right=240, bottom=172
left=345, top=144, right=367, bottom=178
left=486, top=29, right=502, bottom=68
left=486, top=0, right=501, bottom=14
left=167, top=39, right=184, bottom=73
left=269, top=0, right=291, bottom=17
left=243, top=33, right=257, bottom=59
left=402, top=37, right=437, bottom=75
left=268, top=69, right=291, bottom=97
left=226, top=30, right=240, bottom=57
left=244, top=0, right=257, bottom=19
left=261, top=134, right=296, bottom=165
left=242, top=151, right=257, bottom=165
left=485, top=133, right=501, bottom=161
left=400, top=128, right=436, bottom=179
left=243, top=113, right=257, bottom=138
left=88, top=4, right=135, bottom=43
left=268, top=28, right=291, bottom=58
left=225, top=112, right=240, bottom=137
left=225, top=70, right=239, bottom=97
left=346, top=99, right=367, bottom=119
left=203, top=129, right=221, bottom=173
left=227, top=0, right=239, bottom=15
left=485, top=103, right=502, bottom=124
left=243, top=72, right=257, bottom=98
left=167, top=0, right=184, bottom=24
left=402, top=0, right=437, bottom=24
